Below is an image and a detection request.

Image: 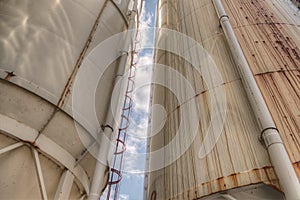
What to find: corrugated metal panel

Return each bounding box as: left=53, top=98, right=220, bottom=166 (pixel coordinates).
left=147, top=0, right=300, bottom=199
left=222, top=0, right=300, bottom=172
left=0, top=0, right=131, bottom=198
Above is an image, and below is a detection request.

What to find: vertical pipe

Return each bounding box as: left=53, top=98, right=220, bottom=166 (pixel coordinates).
left=212, top=0, right=300, bottom=199
left=88, top=1, right=139, bottom=199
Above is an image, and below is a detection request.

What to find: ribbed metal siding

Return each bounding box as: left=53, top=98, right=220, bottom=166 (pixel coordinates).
left=222, top=0, right=300, bottom=165
left=147, top=0, right=300, bottom=199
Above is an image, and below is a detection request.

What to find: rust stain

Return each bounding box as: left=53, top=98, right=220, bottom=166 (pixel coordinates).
left=251, top=0, right=300, bottom=68
left=292, top=0, right=300, bottom=9
left=150, top=0, right=300, bottom=199
left=172, top=166, right=281, bottom=200
left=192, top=181, right=279, bottom=200
left=254, top=70, right=300, bottom=160
left=229, top=0, right=300, bottom=75
left=23, top=140, right=40, bottom=150
left=57, top=0, right=110, bottom=109
left=4, top=71, right=15, bottom=81
left=227, top=0, right=300, bottom=164
left=293, top=161, right=300, bottom=180
left=37, top=0, right=111, bottom=137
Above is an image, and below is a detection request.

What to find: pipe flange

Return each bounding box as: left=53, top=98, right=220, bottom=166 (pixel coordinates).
left=260, top=127, right=281, bottom=147
left=219, top=14, right=229, bottom=23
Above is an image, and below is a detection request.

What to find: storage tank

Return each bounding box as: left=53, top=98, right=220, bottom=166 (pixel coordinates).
left=146, top=0, right=300, bottom=199
left=0, top=0, right=133, bottom=199
left=292, top=0, right=300, bottom=8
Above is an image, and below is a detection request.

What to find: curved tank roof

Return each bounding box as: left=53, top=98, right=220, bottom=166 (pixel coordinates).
left=0, top=0, right=132, bottom=199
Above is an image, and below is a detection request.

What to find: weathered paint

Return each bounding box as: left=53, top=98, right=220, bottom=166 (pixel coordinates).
left=147, top=0, right=300, bottom=199
left=0, top=0, right=131, bottom=199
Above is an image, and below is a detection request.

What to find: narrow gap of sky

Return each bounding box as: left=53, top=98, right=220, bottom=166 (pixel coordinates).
left=101, top=0, right=157, bottom=199
left=118, top=0, right=157, bottom=199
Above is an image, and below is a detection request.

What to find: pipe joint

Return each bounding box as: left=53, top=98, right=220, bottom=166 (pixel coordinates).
left=212, top=0, right=300, bottom=198
left=219, top=15, right=229, bottom=23
left=261, top=127, right=282, bottom=148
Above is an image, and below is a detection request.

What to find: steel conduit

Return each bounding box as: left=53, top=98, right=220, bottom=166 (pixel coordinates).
left=88, top=0, right=139, bottom=199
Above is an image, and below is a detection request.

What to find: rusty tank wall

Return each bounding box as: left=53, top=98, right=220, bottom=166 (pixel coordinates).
left=0, top=0, right=131, bottom=199
left=146, top=0, right=300, bottom=199
left=292, top=0, right=300, bottom=8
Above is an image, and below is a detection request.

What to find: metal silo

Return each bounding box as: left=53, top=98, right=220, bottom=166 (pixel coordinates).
left=0, top=0, right=136, bottom=199
left=146, top=0, right=300, bottom=199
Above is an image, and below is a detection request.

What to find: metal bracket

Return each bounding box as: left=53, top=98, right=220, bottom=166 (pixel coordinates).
left=101, top=124, right=114, bottom=132
left=258, top=135, right=266, bottom=148
left=120, top=50, right=129, bottom=56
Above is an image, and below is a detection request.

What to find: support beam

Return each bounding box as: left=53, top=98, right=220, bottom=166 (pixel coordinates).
left=0, top=113, right=90, bottom=194
left=0, top=142, right=23, bottom=155
left=54, top=170, right=74, bottom=200
left=32, top=148, right=48, bottom=200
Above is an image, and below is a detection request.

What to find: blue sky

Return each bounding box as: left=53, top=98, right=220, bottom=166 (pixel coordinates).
left=101, top=0, right=157, bottom=199
left=118, top=0, right=157, bottom=199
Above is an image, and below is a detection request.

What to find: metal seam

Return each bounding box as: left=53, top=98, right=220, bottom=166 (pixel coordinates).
left=110, top=0, right=129, bottom=27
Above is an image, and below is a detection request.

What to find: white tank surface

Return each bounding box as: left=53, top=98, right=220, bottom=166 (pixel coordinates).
left=0, top=0, right=132, bottom=199
left=146, top=0, right=300, bottom=199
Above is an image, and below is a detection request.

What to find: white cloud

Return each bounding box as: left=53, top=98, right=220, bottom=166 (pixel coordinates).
left=118, top=0, right=155, bottom=180
left=139, top=1, right=153, bottom=28
left=119, top=194, right=129, bottom=200
left=122, top=132, right=147, bottom=174
left=102, top=1, right=157, bottom=199
left=137, top=0, right=156, bottom=52
left=133, top=54, right=153, bottom=114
